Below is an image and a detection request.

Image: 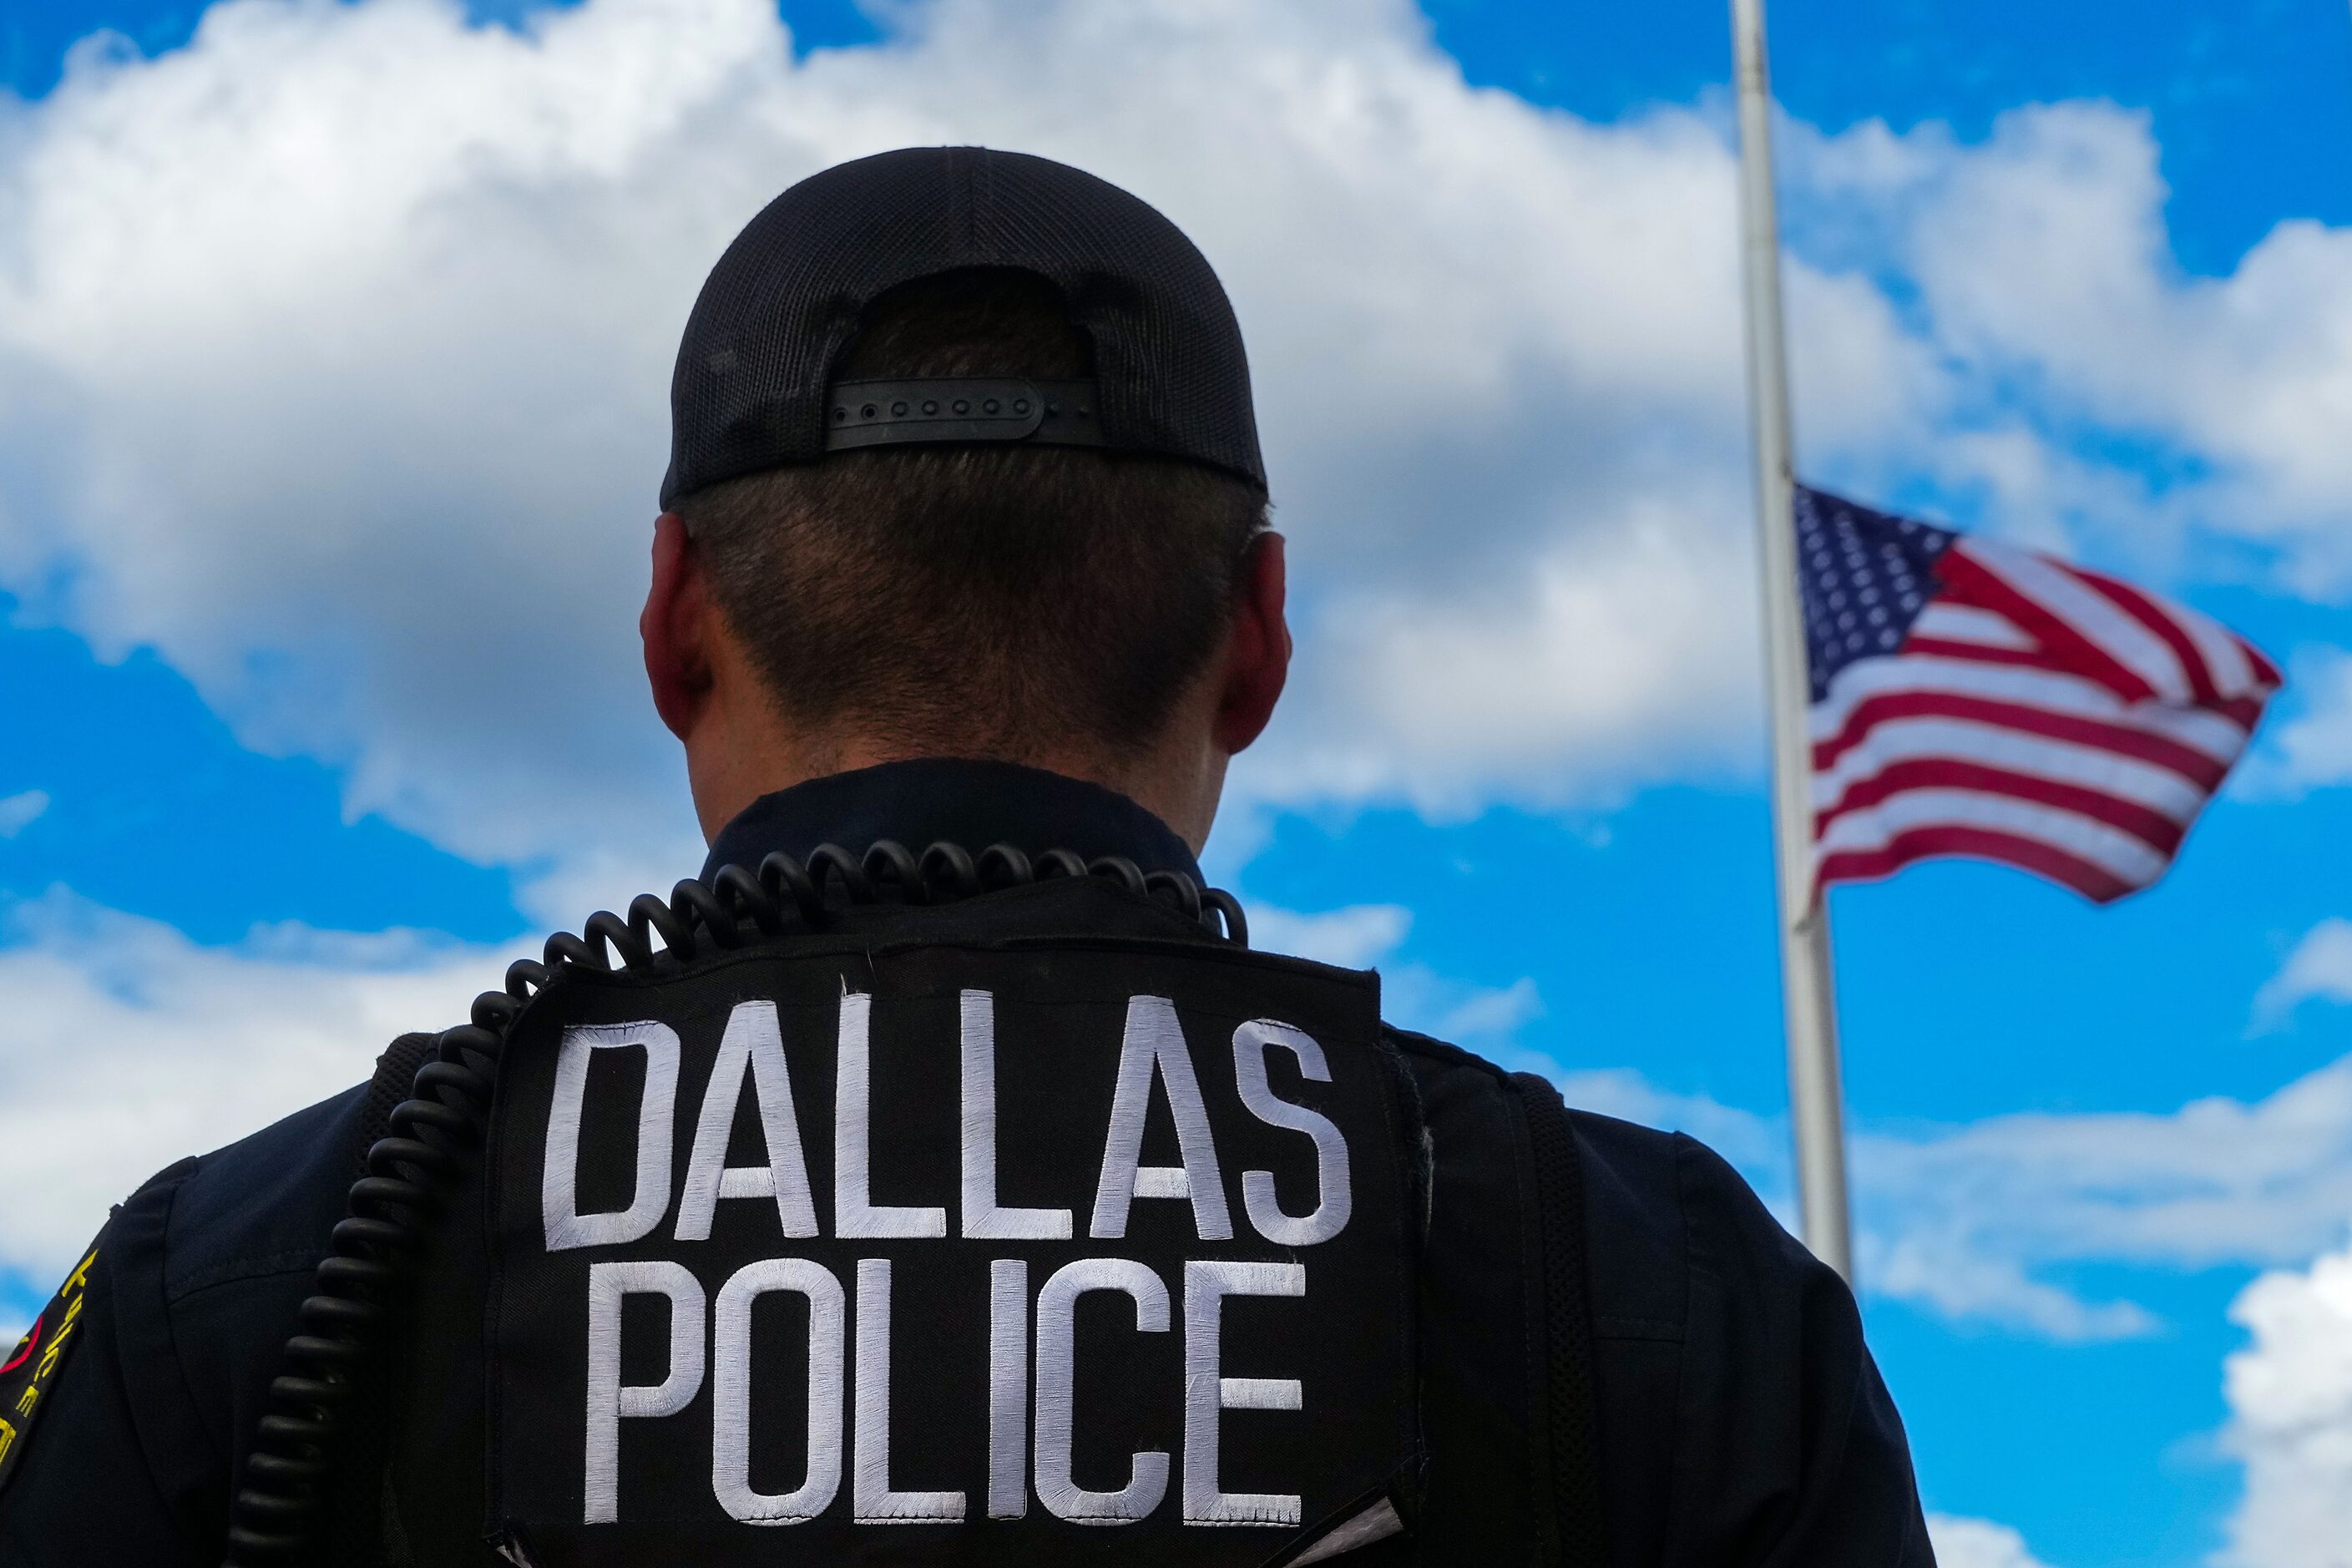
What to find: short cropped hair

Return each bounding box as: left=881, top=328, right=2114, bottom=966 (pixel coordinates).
left=675, top=269, right=1268, bottom=759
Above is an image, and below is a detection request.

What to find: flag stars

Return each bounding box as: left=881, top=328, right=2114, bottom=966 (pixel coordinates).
left=1790, top=485, right=1959, bottom=700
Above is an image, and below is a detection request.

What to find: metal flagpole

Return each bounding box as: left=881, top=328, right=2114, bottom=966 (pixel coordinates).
left=1730, top=0, right=1854, bottom=1281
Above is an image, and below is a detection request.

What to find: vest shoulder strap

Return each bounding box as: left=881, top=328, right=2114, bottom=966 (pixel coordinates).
left=1506, top=1072, right=1608, bottom=1567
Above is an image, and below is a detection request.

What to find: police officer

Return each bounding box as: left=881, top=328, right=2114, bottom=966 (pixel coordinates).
left=0, top=148, right=1935, bottom=1567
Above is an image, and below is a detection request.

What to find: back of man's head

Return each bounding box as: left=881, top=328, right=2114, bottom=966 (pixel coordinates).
left=674, top=266, right=1268, bottom=764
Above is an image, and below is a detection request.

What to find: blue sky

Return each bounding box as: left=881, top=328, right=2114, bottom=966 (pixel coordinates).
left=4, top=3, right=2352, bottom=1565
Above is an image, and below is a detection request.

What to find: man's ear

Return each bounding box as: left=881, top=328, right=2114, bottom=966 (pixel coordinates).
left=1211, top=530, right=1292, bottom=756
left=642, top=512, right=715, bottom=741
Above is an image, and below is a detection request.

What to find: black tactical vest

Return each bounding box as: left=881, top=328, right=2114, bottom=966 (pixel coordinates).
left=225, top=850, right=1603, bottom=1568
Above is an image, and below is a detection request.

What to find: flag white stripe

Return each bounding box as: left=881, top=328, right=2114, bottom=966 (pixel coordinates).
left=2172, top=599, right=2259, bottom=700
left=1909, top=601, right=2035, bottom=650
left=1961, top=539, right=2193, bottom=702
left=1811, top=655, right=2253, bottom=764
left=1815, top=789, right=2169, bottom=888
left=1810, top=716, right=2210, bottom=824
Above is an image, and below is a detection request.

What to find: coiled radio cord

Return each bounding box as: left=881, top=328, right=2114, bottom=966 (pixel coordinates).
left=220, top=840, right=1245, bottom=1565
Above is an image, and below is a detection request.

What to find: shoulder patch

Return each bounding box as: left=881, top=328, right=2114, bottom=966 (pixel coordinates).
left=0, top=1233, right=104, bottom=1494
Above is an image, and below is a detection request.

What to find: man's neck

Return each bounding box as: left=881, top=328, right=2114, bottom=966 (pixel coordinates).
left=686, top=728, right=1223, bottom=854
left=697, top=758, right=1206, bottom=886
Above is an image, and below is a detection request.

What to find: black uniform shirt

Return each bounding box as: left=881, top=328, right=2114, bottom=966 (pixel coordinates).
left=0, top=760, right=1933, bottom=1565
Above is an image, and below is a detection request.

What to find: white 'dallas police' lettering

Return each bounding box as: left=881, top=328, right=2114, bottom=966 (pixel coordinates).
left=853, top=1259, right=966, bottom=1523
left=988, top=1258, right=1030, bottom=1519
left=711, top=1257, right=843, bottom=1525
left=545, top=1022, right=682, bottom=1252
left=1231, top=1019, right=1353, bottom=1247
left=1090, top=996, right=1233, bottom=1241
left=1034, top=1257, right=1172, bottom=1524
left=675, top=1001, right=819, bottom=1242
left=584, top=1260, right=706, bottom=1525
left=834, top=992, right=948, bottom=1240
left=1183, top=1259, right=1306, bottom=1527
left=961, top=990, right=1074, bottom=1241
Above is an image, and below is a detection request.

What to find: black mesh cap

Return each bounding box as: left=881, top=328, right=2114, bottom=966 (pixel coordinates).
left=660, top=146, right=1266, bottom=508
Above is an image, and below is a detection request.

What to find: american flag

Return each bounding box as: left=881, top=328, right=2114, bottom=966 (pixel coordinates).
left=1797, top=485, right=2282, bottom=903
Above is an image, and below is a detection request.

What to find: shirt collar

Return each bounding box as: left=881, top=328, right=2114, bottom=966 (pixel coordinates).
left=700, top=758, right=1203, bottom=885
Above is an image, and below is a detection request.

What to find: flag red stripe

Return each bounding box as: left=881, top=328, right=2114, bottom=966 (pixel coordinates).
left=1894, top=634, right=2219, bottom=693
left=1935, top=549, right=2158, bottom=703
left=1812, top=690, right=2233, bottom=790
left=2076, top=567, right=2222, bottom=705
left=1897, top=633, right=2271, bottom=721
left=2214, top=695, right=2266, bottom=730
left=1816, top=824, right=2136, bottom=903
left=2242, top=635, right=2284, bottom=688
left=1814, top=759, right=2189, bottom=855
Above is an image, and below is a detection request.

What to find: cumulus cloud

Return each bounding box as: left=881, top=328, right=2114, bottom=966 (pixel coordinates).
left=1385, top=969, right=1543, bottom=1049
left=1459, top=912, right=2352, bottom=1341
left=1850, top=1056, right=2352, bottom=1338
left=2218, top=1241, right=2352, bottom=1568
left=0, top=0, right=1820, bottom=864
left=0, top=890, right=507, bottom=1286
left=1546, top=1065, right=1792, bottom=1186
left=1532, top=1041, right=2352, bottom=1342
left=1928, top=1514, right=2060, bottom=1568
left=2238, top=646, right=2352, bottom=802
left=1246, top=897, right=1544, bottom=1050
left=0, top=789, right=48, bottom=836
left=2254, top=918, right=2352, bottom=1028
left=0, top=0, right=1759, bottom=869
left=1267, top=493, right=1766, bottom=812
left=4, top=0, right=2337, bottom=878
left=1784, top=102, right=2352, bottom=589
left=1868, top=1232, right=2157, bottom=1343
left=1245, top=901, right=1414, bottom=971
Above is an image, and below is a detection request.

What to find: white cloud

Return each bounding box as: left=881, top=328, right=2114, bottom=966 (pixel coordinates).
left=1787, top=102, right=2352, bottom=589
left=0, top=890, right=508, bottom=1285
left=1379, top=964, right=1545, bottom=1050
left=1245, top=901, right=1414, bottom=970
left=0, top=789, right=48, bottom=837
left=2254, top=918, right=2352, bottom=1028
left=1267, top=492, right=1766, bottom=812
left=1868, top=1232, right=2158, bottom=1343
left=1928, top=1514, right=2060, bottom=1568
left=8, top=0, right=2337, bottom=874
left=1545, top=1064, right=1792, bottom=1185
left=2218, top=1241, right=2352, bottom=1568
left=1849, top=1056, right=2352, bottom=1337
left=2238, top=646, right=2352, bottom=802
left=1524, top=1036, right=2352, bottom=1343
left=1487, top=918, right=2352, bottom=1343
left=1423, top=974, right=1542, bottom=1041
left=1246, top=897, right=1546, bottom=1045
left=0, top=0, right=1853, bottom=861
